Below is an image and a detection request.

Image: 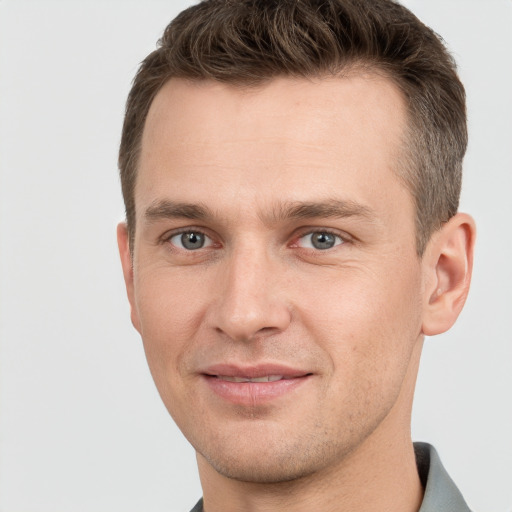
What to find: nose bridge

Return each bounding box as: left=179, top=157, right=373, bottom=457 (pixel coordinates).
left=214, top=238, right=291, bottom=341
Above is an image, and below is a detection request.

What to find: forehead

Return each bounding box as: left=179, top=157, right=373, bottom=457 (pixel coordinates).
left=143, top=73, right=407, bottom=152
left=137, top=74, right=410, bottom=222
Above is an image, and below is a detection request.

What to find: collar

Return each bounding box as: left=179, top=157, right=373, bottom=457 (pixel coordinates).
left=415, top=442, right=472, bottom=512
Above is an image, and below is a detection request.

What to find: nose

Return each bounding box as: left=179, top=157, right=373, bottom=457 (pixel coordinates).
left=211, top=244, right=292, bottom=342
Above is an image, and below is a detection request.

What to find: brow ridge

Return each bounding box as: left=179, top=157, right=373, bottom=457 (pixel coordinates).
left=143, top=200, right=211, bottom=222
left=264, top=199, right=375, bottom=224
left=142, top=198, right=375, bottom=225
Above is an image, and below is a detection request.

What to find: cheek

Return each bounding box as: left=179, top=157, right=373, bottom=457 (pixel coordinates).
left=300, top=261, right=423, bottom=386
left=133, top=269, right=207, bottom=383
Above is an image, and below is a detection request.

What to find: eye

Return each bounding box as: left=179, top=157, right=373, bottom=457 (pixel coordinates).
left=168, top=231, right=213, bottom=250
left=297, top=231, right=343, bottom=250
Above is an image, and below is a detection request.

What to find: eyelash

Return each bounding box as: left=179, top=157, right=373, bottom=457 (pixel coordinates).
left=162, top=228, right=216, bottom=250
left=161, top=227, right=349, bottom=251
left=292, top=229, right=346, bottom=250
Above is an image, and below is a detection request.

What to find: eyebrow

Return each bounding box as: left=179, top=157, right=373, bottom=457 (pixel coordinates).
left=142, top=198, right=375, bottom=224
left=266, top=199, right=375, bottom=224
left=143, top=200, right=212, bottom=222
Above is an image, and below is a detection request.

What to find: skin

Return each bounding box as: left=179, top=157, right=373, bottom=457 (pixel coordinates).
left=118, top=75, right=475, bottom=512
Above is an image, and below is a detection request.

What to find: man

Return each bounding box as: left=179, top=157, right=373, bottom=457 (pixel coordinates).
left=117, top=0, right=476, bottom=510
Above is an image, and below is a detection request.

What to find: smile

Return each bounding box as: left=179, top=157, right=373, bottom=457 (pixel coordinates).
left=201, top=365, right=312, bottom=405
left=216, top=375, right=288, bottom=383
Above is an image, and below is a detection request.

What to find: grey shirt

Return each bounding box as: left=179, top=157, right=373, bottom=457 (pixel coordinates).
left=189, top=442, right=471, bottom=512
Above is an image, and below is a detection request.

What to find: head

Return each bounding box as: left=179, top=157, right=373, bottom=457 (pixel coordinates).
left=117, top=0, right=474, bottom=488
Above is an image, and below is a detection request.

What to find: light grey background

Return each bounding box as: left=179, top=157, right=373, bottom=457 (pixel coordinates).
left=0, top=1, right=510, bottom=511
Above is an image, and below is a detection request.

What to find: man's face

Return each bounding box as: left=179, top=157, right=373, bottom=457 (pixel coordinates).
left=121, top=75, right=427, bottom=482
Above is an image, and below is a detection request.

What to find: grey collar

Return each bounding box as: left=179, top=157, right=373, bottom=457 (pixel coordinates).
left=415, top=442, right=472, bottom=512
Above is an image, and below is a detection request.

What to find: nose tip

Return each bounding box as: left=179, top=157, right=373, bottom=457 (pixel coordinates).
left=215, top=302, right=291, bottom=342
left=212, top=253, right=292, bottom=342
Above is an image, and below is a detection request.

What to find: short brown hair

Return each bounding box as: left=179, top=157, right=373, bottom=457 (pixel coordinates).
left=119, top=0, right=467, bottom=255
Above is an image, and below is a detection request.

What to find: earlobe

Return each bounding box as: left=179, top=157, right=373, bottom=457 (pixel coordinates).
left=116, top=222, right=141, bottom=333
left=421, top=213, right=476, bottom=336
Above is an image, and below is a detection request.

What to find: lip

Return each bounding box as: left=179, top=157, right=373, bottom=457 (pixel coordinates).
left=200, top=363, right=312, bottom=405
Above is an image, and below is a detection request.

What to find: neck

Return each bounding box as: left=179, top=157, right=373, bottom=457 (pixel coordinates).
left=198, top=341, right=424, bottom=512
left=198, top=433, right=422, bottom=512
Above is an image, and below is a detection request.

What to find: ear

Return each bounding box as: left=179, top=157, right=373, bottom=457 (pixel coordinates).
left=117, top=222, right=141, bottom=333
left=421, top=213, right=476, bottom=336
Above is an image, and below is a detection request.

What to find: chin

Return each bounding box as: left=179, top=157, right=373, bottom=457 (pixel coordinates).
left=195, top=427, right=348, bottom=484
left=203, top=451, right=321, bottom=484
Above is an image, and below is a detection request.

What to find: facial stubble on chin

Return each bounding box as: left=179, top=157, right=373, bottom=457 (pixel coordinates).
left=193, top=401, right=391, bottom=485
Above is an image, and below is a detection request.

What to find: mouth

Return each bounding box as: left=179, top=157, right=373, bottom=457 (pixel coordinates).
left=201, top=364, right=312, bottom=405
left=213, top=374, right=295, bottom=383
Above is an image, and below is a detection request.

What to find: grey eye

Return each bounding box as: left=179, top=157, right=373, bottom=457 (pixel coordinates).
left=299, top=232, right=342, bottom=250
left=170, top=231, right=212, bottom=250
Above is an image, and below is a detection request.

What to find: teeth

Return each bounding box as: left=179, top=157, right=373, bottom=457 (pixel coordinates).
left=218, top=375, right=284, bottom=383
left=265, top=375, right=285, bottom=382
left=250, top=376, right=270, bottom=382
left=219, top=376, right=250, bottom=383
